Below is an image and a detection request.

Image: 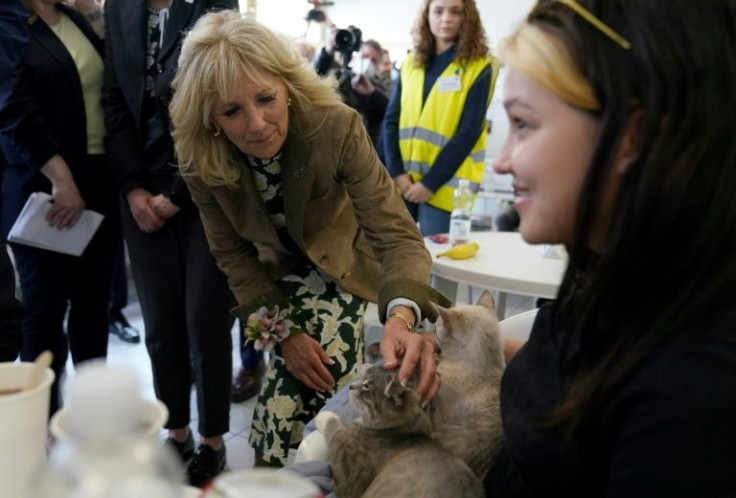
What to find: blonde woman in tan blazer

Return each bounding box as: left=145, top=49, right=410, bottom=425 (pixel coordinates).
left=170, top=10, right=450, bottom=467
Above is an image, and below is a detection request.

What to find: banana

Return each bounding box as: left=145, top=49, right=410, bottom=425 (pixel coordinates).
left=436, top=242, right=480, bottom=260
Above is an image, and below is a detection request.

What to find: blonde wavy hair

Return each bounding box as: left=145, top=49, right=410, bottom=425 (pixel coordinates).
left=499, top=23, right=600, bottom=111
left=412, top=0, right=489, bottom=68
left=170, top=10, right=341, bottom=188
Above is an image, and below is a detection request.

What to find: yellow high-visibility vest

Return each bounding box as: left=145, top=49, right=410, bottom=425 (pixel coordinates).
left=398, top=52, right=498, bottom=212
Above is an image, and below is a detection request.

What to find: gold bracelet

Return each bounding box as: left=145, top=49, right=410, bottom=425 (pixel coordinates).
left=387, top=312, right=415, bottom=333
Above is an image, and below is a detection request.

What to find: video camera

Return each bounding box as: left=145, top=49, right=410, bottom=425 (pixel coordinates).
left=335, top=26, right=362, bottom=56
left=331, top=25, right=363, bottom=107
left=334, top=25, right=363, bottom=70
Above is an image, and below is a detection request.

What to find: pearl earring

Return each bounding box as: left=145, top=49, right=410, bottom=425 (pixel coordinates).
left=213, top=129, right=221, bottom=138
left=287, top=98, right=292, bottom=106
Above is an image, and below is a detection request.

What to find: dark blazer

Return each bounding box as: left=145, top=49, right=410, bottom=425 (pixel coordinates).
left=102, top=0, right=237, bottom=202
left=0, top=0, right=28, bottom=115
left=0, top=5, right=104, bottom=237
left=184, top=105, right=451, bottom=322
left=0, top=0, right=27, bottom=361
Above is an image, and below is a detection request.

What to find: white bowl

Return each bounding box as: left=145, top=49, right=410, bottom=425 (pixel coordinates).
left=50, top=398, right=168, bottom=440
left=0, top=362, right=55, bottom=498
left=204, top=469, right=320, bottom=498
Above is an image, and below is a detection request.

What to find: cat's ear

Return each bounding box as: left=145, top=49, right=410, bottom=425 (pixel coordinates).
left=355, top=362, right=372, bottom=378
left=476, top=290, right=495, bottom=311
left=430, top=301, right=449, bottom=326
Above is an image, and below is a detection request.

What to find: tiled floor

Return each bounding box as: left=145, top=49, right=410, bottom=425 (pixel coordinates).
left=61, top=287, right=536, bottom=473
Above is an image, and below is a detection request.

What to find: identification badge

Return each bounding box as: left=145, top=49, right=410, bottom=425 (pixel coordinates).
left=437, top=76, right=462, bottom=92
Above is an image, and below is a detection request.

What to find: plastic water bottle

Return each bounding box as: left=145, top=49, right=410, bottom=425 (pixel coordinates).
left=448, top=179, right=474, bottom=246
left=32, top=361, right=185, bottom=498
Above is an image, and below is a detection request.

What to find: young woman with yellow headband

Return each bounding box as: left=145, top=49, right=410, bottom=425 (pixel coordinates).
left=486, top=0, right=736, bottom=495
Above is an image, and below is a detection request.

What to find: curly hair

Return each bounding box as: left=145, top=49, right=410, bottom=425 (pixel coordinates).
left=169, top=10, right=341, bottom=188
left=412, top=0, right=489, bottom=67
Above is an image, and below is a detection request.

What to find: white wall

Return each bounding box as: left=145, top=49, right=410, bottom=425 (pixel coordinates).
left=253, top=0, right=535, bottom=58
left=250, top=0, right=324, bottom=44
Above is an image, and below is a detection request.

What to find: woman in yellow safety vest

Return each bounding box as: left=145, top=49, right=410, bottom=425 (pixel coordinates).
left=382, top=0, right=498, bottom=236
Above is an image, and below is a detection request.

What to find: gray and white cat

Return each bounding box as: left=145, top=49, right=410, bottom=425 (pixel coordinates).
left=315, top=365, right=483, bottom=498
left=430, top=290, right=506, bottom=479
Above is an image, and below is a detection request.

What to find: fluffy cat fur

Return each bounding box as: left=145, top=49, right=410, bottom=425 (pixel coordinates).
left=315, top=365, right=483, bottom=498
left=430, top=290, right=506, bottom=479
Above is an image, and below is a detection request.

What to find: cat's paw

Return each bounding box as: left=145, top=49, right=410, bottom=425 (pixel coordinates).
left=314, top=410, right=340, bottom=434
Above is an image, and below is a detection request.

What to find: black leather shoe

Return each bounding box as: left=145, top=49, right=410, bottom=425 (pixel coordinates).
left=109, top=319, right=141, bottom=343
left=164, top=430, right=195, bottom=463
left=187, top=444, right=226, bottom=487
left=231, top=360, right=266, bottom=403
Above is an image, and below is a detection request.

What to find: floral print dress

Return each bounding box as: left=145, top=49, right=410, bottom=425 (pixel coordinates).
left=244, top=153, right=366, bottom=465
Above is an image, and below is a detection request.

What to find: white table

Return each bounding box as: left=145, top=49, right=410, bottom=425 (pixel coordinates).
left=425, top=231, right=567, bottom=319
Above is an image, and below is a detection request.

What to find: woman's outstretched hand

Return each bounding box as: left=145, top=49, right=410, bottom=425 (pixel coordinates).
left=280, top=333, right=336, bottom=392
left=381, top=321, right=440, bottom=405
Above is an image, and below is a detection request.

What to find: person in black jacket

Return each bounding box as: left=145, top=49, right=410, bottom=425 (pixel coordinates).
left=314, top=33, right=389, bottom=152
left=102, top=0, right=238, bottom=487
left=62, top=0, right=142, bottom=346
left=0, top=0, right=27, bottom=363
left=0, top=0, right=120, bottom=415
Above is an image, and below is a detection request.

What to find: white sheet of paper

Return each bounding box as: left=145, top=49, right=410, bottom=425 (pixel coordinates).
left=7, top=192, right=104, bottom=257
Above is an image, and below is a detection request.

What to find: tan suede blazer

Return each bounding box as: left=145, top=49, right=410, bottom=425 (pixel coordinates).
left=183, top=104, right=449, bottom=322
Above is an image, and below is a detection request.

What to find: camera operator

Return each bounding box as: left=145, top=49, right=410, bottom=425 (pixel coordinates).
left=314, top=27, right=389, bottom=152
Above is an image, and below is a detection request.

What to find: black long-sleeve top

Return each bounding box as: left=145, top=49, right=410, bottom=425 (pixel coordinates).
left=485, top=303, right=736, bottom=497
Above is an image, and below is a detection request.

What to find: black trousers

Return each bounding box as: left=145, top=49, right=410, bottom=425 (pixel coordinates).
left=108, top=236, right=128, bottom=316
left=0, top=153, right=23, bottom=362
left=120, top=197, right=234, bottom=436
left=0, top=242, right=22, bottom=362
left=12, top=154, right=120, bottom=416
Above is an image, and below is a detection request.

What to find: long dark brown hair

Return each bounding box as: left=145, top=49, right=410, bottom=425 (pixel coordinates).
left=521, top=0, right=736, bottom=451
left=411, top=0, right=489, bottom=67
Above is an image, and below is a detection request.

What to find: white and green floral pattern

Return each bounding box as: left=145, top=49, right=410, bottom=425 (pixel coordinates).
left=244, top=153, right=366, bottom=465
left=248, top=265, right=366, bottom=465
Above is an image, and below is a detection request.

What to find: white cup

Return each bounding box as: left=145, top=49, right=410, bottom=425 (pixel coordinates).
left=204, top=469, right=321, bottom=498
left=49, top=398, right=168, bottom=441
left=0, top=362, right=55, bottom=498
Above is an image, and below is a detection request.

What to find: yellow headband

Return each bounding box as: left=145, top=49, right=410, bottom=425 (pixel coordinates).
left=556, top=0, right=631, bottom=50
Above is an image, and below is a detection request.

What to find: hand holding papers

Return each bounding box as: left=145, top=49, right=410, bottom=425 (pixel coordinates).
left=7, top=192, right=104, bottom=257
